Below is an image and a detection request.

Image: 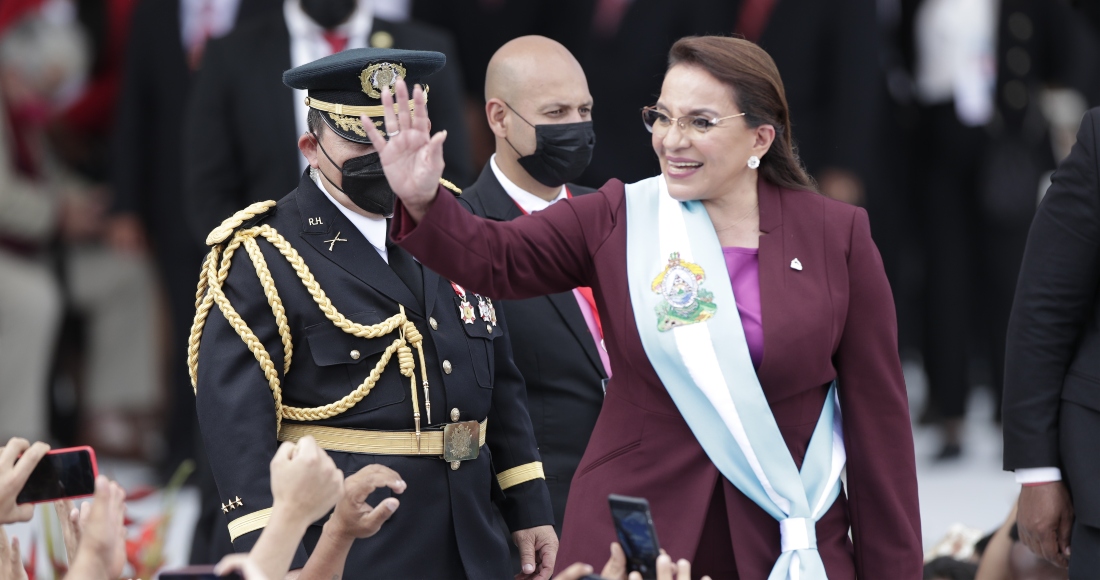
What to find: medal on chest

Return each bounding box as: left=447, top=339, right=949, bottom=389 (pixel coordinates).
left=451, top=282, right=477, bottom=324
left=476, top=295, right=497, bottom=327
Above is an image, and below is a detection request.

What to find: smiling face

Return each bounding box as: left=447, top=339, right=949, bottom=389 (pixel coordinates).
left=652, top=64, right=775, bottom=202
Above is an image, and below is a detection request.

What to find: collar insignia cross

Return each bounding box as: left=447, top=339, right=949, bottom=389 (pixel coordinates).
left=324, top=231, right=348, bottom=251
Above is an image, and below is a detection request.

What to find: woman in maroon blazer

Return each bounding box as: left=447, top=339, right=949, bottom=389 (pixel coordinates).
left=369, top=36, right=921, bottom=579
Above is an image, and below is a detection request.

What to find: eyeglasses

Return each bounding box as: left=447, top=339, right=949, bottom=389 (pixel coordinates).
left=641, top=106, right=746, bottom=136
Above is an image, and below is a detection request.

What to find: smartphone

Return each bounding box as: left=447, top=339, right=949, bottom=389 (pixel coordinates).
left=160, top=566, right=242, bottom=579
left=609, top=494, right=661, bottom=580
left=15, top=446, right=98, bottom=504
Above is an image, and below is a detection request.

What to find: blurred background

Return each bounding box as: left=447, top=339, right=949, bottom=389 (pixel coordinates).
left=1, top=0, right=1099, bottom=576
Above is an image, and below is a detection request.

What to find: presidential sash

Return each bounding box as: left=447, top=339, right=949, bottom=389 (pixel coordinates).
left=624, top=175, right=845, bottom=580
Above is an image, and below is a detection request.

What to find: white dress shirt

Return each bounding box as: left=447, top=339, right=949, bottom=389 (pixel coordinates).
left=181, top=0, right=242, bottom=53
left=286, top=0, right=374, bottom=170
left=914, top=0, right=996, bottom=126
left=489, top=154, right=566, bottom=212
left=1016, top=467, right=1062, bottom=484
left=312, top=170, right=388, bottom=263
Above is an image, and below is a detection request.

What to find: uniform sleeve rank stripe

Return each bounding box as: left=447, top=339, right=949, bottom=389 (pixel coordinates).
left=496, top=462, right=546, bottom=490
left=228, top=507, right=273, bottom=542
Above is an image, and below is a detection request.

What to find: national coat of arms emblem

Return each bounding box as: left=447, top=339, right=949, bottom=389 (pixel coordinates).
left=651, top=252, right=717, bottom=331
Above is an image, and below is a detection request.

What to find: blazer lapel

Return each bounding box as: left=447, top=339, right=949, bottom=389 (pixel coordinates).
left=547, top=291, right=608, bottom=379
left=475, top=164, right=525, bottom=221
left=294, top=173, right=423, bottom=314
left=476, top=165, right=607, bottom=377
left=754, top=180, right=784, bottom=387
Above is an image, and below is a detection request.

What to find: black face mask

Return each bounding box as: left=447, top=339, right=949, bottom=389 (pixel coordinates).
left=313, top=134, right=394, bottom=216
left=300, top=0, right=356, bottom=29
left=504, top=103, right=596, bottom=188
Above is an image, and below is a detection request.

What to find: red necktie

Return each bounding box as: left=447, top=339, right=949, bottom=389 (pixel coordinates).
left=322, top=31, right=348, bottom=54
left=512, top=188, right=606, bottom=340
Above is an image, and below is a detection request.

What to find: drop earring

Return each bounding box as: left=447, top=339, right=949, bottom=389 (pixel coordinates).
left=309, top=166, right=318, bottom=180
left=747, top=155, right=760, bottom=169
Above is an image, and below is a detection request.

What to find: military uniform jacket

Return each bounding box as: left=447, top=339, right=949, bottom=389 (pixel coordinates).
left=456, top=164, right=607, bottom=535
left=194, top=171, right=553, bottom=579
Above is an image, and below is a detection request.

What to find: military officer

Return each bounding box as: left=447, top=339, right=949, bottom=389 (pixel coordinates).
left=190, top=48, right=557, bottom=579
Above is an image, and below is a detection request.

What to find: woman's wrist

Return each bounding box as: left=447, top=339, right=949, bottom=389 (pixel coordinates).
left=267, top=503, right=314, bottom=542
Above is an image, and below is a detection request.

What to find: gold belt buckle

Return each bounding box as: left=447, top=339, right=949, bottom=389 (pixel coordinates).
left=443, top=420, right=480, bottom=467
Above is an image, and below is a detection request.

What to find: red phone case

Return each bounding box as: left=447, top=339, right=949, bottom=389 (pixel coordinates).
left=20, top=445, right=99, bottom=504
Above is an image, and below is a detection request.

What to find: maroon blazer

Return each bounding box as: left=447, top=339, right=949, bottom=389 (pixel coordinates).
left=392, top=179, right=922, bottom=579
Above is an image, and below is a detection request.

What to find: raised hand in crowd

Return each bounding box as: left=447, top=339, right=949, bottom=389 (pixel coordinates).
left=65, top=476, right=128, bottom=580
left=215, top=554, right=272, bottom=580
left=298, top=464, right=405, bottom=580
left=0, top=527, right=28, bottom=580
left=0, top=438, right=49, bottom=525
left=552, top=544, right=706, bottom=580
left=216, top=436, right=343, bottom=580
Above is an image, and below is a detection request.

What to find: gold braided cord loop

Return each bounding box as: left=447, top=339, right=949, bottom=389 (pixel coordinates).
left=189, top=249, right=220, bottom=392
left=188, top=214, right=430, bottom=436
left=242, top=237, right=293, bottom=375
left=206, top=200, right=278, bottom=246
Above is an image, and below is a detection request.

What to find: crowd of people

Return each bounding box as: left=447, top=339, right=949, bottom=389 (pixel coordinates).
left=0, top=435, right=698, bottom=580
left=3, top=0, right=1100, bottom=578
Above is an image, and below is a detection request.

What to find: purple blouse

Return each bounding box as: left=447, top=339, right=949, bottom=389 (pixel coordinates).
left=722, top=247, right=763, bottom=369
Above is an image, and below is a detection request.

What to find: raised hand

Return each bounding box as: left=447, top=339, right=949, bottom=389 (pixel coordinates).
left=71, top=476, right=128, bottom=580
left=269, top=436, right=344, bottom=526
left=362, top=78, right=447, bottom=220
left=0, top=438, right=50, bottom=525
left=0, top=527, right=28, bottom=580
left=327, top=464, right=405, bottom=540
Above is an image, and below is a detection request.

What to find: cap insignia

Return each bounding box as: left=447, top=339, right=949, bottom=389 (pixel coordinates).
left=360, top=62, right=407, bottom=99
left=327, top=113, right=383, bottom=138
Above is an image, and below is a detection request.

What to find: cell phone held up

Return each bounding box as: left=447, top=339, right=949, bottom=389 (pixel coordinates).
left=15, top=446, right=98, bottom=504
left=609, top=494, right=662, bottom=580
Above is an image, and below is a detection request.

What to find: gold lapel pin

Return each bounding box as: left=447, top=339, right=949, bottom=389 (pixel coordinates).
left=324, top=232, right=348, bottom=251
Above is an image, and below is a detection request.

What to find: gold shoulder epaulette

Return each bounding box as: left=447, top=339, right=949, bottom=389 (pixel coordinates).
left=439, top=178, right=462, bottom=195
left=205, top=200, right=278, bottom=246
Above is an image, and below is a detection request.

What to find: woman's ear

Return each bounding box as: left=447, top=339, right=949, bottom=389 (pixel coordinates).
left=753, top=124, right=776, bottom=157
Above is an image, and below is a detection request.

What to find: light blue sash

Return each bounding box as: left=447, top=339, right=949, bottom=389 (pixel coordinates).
left=624, top=176, right=845, bottom=580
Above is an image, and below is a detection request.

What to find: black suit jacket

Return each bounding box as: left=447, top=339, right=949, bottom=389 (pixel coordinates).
left=456, top=164, right=607, bottom=533
left=112, top=0, right=276, bottom=254
left=1004, top=108, right=1100, bottom=525
left=195, top=171, right=553, bottom=578
left=182, top=10, right=472, bottom=245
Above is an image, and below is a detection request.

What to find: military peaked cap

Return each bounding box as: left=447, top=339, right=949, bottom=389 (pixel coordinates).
left=283, top=48, right=446, bottom=144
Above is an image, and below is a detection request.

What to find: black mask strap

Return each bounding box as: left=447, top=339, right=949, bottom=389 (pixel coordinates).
left=502, top=102, right=538, bottom=158
left=311, top=132, right=345, bottom=193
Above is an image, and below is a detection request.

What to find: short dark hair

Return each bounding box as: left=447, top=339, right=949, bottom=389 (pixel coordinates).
left=307, top=108, right=326, bottom=136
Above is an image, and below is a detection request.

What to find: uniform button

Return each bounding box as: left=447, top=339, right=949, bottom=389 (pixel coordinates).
left=443, top=360, right=452, bottom=374
left=450, top=408, right=460, bottom=422
left=429, top=317, right=438, bottom=330
left=486, top=324, right=493, bottom=334
left=350, top=350, right=361, bottom=360
left=450, top=460, right=461, bottom=470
